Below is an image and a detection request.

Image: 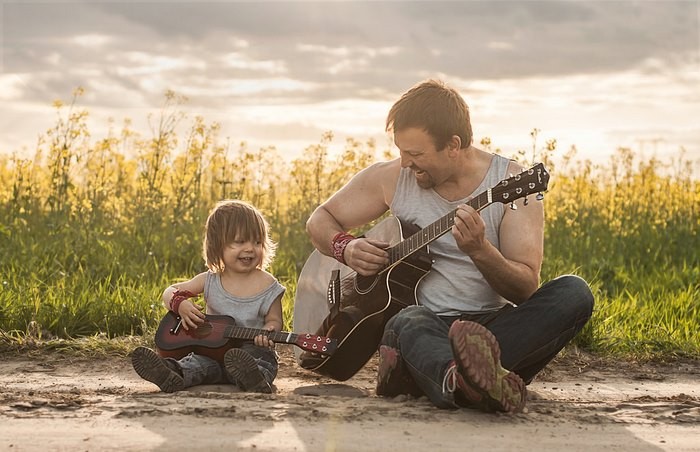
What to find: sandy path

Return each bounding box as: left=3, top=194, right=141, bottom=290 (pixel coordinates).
left=0, top=347, right=698, bottom=451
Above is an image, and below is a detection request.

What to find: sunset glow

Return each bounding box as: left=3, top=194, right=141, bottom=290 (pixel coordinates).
left=0, top=1, right=697, bottom=170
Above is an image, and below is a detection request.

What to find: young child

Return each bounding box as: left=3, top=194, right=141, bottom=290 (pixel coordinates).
left=132, top=199, right=285, bottom=394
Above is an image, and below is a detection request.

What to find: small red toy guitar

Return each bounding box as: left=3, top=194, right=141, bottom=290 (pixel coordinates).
left=155, top=311, right=337, bottom=362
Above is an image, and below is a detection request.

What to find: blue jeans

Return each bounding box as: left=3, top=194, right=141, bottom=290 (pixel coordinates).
left=380, top=275, right=594, bottom=408
left=167, top=343, right=278, bottom=388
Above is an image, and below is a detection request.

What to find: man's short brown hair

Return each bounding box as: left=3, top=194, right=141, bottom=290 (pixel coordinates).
left=386, top=79, right=473, bottom=151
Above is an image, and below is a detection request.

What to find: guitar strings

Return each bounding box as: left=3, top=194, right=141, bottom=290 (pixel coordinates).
left=180, top=320, right=288, bottom=340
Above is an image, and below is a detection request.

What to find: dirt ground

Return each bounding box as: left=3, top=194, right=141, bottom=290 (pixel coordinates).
left=0, top=346, right=698, bottom=452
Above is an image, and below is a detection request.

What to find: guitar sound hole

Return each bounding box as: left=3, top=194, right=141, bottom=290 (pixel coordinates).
left=355, top=274, right=379, bottom=294
left=194, top=323, right=213, bottom=339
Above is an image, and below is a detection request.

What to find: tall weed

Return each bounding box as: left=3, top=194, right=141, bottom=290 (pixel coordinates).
left=0, top=92, right=697, bottom=359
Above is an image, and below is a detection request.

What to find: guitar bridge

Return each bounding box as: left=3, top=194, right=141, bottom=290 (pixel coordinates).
left=327, top=269, right=341, bottom=319
left=170, top=316, right=183, bottom=335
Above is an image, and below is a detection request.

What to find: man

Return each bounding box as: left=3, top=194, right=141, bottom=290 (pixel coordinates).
left=305, top=79, right=594, bottom=413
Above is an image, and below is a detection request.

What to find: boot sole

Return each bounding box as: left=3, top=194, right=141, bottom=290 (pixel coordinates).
left=131, top=346, right=184, bottom=393
left=448, top=321, right=526, bottom=413
left=224, top=348, right=272, bottom=394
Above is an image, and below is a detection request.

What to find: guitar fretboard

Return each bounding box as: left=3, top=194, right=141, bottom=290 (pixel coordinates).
left=388, top=189, right=492, bottom=264
left=225, top=326, right=296, bottom=343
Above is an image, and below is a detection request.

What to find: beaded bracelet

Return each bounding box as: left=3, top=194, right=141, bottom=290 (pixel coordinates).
left=331, top=232, right=356, bottom=265
left=169, top=289, right=196, bottom=314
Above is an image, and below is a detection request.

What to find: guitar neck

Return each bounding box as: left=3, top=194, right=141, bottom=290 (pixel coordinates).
left=225, top=325, right=298, bottom=344
left=388, top=190, right=492, bottom=264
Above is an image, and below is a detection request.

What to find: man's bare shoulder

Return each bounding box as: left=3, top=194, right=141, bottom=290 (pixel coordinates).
left=363, top=158, right=401, bottom=174
left=360, top=159, right=401, bottom=201
left=358, top=158, right=401, bottom=186
left=325, top=159, right=400, bottom=225
left=505, top=158, right=526, bottom=174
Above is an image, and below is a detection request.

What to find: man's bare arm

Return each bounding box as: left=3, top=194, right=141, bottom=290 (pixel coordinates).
left=452, top=161, right=544, bottom=304
left=306, top=161, right=397, bottom=275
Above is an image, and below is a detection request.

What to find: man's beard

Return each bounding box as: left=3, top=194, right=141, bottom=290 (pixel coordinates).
left=414, top=170, right=435, bottom=189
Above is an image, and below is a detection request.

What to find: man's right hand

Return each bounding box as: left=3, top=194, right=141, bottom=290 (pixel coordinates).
left=344, top=238, right=390, bottom=276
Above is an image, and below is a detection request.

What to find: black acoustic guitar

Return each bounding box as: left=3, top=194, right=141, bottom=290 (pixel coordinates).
left=293, top=163, right=550, bottom=381
left=155, top=311, right=337, bottom=363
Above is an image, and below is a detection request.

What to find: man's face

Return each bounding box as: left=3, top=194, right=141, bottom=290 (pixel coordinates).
left=394, top=127, right=446, bottom=189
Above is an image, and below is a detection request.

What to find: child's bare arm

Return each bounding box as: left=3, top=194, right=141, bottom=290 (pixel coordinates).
left=162, top=272, right=207, bottom=330
left=162, top=272, right=207, bottom=308
left=254, top=294, right=284, bottom=348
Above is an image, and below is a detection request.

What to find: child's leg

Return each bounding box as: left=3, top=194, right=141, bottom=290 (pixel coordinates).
left=242, top=342, right=278, bottom=384
left=223, top=344, right=278, bottom=393
left=177, top=352, right=227, bottom=386
left=132, top=346, right=185, bottom=393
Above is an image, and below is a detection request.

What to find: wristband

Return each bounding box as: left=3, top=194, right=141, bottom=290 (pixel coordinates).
left=169, top=289, right=196, bottom=314
left=331, top=232, right=356, bottom=265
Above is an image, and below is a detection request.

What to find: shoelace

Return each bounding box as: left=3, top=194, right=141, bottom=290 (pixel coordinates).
left=442, top=362, right=458, bottom=395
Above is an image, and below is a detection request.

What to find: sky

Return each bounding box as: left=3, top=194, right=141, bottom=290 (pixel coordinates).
left=1, top=0, right=699, bottom=170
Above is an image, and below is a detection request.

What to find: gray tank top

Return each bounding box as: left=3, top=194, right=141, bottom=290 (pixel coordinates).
left=390, top=154, right=511, bottom=315
left=203, top=271, right=285, bottom=328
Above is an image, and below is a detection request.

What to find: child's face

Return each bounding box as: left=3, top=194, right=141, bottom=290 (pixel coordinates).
left=222, top=237, right=263, bottom=273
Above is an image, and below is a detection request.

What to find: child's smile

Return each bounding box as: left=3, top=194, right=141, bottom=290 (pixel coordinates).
left=224, top=239, right=263, bottom=273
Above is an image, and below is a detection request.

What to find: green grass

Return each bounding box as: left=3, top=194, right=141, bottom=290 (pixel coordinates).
left=0, top=92, right=698, bottom=361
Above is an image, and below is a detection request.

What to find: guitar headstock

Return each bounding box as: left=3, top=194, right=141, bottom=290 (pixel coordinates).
left=491, top=162, right=549, bottom=205
left=295, top=333, right=338, bottom=356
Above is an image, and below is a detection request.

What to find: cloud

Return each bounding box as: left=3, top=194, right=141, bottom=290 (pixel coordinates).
left=1, top=1, right=698, bottom=163
left=6, top=2, right=697, bottom=85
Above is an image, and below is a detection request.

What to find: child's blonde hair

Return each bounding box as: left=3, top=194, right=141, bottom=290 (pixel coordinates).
left=203, top=200, right=276, bottom=272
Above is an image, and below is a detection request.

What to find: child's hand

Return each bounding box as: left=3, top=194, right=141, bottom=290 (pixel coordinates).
left=178, top=300, right=205, bottom=331
left=254, top=328, right=275, bottom=349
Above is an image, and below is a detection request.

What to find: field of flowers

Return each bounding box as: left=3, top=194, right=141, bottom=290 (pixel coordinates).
left=1, top=91, right=698, bottom=359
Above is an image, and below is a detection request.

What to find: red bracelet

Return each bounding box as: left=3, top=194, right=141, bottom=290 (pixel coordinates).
left=331, top=232, right=355, bottom=265
left=169, top=289, right=196, bottom=314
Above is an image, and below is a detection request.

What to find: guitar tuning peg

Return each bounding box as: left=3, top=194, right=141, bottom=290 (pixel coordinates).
left=510, top=202, right=517, bottom=210
left=523, top=197, right=529, bottom=206
left=536, top=192, right=544, bottom=201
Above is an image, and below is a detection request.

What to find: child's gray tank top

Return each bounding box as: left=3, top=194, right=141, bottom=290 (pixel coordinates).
left=204, top=271, right=285, bottom=328
left=390, top=154, right=511, bottom=315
